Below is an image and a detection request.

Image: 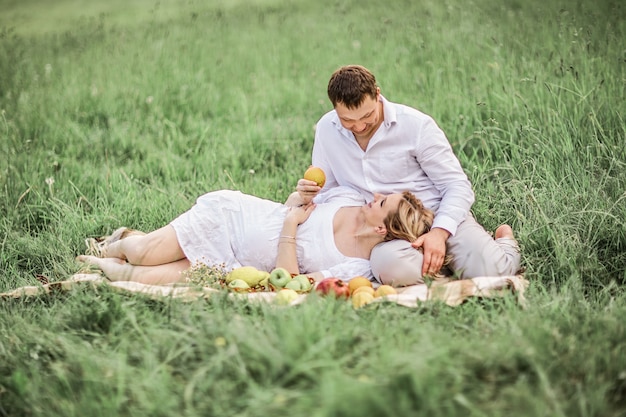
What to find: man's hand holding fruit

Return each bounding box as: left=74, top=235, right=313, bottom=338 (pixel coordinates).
left=294, top=166, right=326, bottom=204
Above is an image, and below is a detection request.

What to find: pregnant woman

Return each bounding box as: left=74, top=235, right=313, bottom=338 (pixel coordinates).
left=78, top=185, right=434, bottom=285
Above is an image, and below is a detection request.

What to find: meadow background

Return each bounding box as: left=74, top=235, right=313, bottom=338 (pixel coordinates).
left=1, top=0, right=625, bottom=415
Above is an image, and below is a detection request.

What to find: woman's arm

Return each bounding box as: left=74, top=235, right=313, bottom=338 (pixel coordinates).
left=284, top=191, right=307, bottom=207
left=275, top=203, right=316, bottom=275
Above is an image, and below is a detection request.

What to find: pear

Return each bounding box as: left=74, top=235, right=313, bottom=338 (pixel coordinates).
left=258, top=276, right=270, bottom=290
left=255, top=271, right=271, bottom=287
left=226, top=266, right=268, bottom=287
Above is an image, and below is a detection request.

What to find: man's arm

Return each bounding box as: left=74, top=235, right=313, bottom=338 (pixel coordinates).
left=417, top=117, right=474, bottom=235
left=310, top=120, right=340, bottom=203
left=410, top=117, right=474, bottom=275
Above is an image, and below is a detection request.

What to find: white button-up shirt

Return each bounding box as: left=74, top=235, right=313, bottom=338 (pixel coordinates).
left=312, top=96, right=474, bottom=236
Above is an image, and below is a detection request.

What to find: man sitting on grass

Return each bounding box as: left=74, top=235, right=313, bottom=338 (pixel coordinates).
left=296, top=64, right=521, bottom=286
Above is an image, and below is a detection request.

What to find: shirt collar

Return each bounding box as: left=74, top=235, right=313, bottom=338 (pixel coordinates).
left=379, top=95, right=396, bottom=128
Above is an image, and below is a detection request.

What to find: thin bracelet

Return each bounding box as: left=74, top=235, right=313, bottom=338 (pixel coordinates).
left=280, top=235, right=296, bottom=240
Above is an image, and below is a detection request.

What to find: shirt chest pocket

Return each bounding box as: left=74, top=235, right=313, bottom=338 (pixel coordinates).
left=374, top=151, right=412, bottom=182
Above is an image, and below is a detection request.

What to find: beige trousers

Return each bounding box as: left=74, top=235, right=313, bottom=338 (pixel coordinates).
left=370, top=214, right=521, bottom=287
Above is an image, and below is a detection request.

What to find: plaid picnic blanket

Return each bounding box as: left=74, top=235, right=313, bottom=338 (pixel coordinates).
left=1, top=274, right=529, bottom=308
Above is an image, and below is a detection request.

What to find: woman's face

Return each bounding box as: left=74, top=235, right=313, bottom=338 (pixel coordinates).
left=363, top=193, right=403, bottom=227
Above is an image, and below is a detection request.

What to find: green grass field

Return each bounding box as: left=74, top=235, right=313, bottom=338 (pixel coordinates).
left=1, top=0, right=625, bottom=415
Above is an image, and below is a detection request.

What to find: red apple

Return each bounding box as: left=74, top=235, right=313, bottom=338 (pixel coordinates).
left=315, top=278, right=350, bottom=299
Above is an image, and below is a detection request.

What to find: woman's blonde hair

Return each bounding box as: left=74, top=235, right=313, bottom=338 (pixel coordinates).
left=383, top=191, right=434, bottom=242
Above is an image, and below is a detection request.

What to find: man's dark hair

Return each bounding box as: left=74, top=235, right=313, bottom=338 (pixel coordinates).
left=327, top=65, right=378, bottom=109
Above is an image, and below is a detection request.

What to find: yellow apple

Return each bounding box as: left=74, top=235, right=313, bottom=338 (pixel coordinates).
left=352, top=292, right=375, bottom=308
left=374, top=285, right=397, bottom=298
left=303, top=166, right=326, bottom=188
left=352, top=286, right=375, bottom=297
left=348, top=276, right=373, bottom=295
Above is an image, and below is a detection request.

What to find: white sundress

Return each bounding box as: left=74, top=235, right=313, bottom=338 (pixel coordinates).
left=169, top=187, right=373, bottom=280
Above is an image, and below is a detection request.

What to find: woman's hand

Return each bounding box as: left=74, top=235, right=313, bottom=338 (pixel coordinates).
left=285, top=202, right=316, bottom=225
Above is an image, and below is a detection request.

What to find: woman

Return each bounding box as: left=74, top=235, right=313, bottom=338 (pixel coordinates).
left=77, top=186, right=434, bottom=285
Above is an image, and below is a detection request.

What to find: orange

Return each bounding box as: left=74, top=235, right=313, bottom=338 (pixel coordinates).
left=374, top=284, right=397, bottom=298
left=303, top=166, right=326, bottom=188
left=348, top=276, right=373, bottom=294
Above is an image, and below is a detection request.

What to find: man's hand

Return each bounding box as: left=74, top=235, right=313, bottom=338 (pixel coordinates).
left=296, top=178, right=321, bottom=204
left=411, top=227, right=451, bottom=275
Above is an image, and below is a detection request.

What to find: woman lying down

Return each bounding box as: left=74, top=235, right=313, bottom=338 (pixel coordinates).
left=77, top=186, right=434, bottom=285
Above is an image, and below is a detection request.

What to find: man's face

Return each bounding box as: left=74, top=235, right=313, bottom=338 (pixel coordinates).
left=334, top=91, right=382, bottom=140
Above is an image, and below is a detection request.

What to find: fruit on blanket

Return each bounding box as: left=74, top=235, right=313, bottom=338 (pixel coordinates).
left=352, top=286, right=375, bottom=297
left=275, top=288, right=299, bottom=305
left=293, top=274, right=313, bottom=291
left=303, top=166, right=326, bottom=188
left=374, top=285, right=397, bottom=298
left=316, top=277, right=350, bottom=299
left=226, top=266, right=268, bottom=287
left=269, top=267, right=292, bottom=288
left=348, top=276, right=373, bottom=294
left=228, top=279, right=251, bottom=291
left=352, top=292, right=375, bottom=308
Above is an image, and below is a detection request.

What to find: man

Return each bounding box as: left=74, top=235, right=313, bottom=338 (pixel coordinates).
left=296, top=65, right=520, bottom=285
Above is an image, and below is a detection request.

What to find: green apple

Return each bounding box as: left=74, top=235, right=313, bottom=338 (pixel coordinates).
left=269, top=267, right=292, bottom=289
left=293, top=274, right=313, bottom=292
left=284, top=279, right=303, bottom=291
left=275, top=288, right=299, bottom=305
left=228, top=279, right=250, bottom=291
